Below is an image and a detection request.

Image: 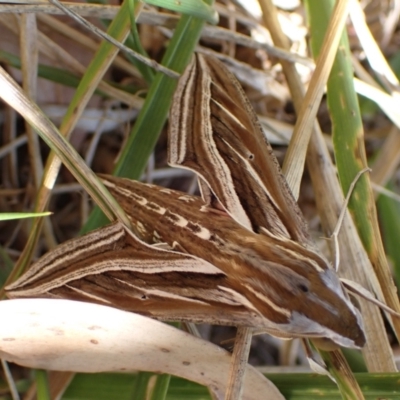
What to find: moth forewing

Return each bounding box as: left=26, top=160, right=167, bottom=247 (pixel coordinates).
left=169, top=54, right=312, bottom=246
left=5, top=221, right=264, bottom=327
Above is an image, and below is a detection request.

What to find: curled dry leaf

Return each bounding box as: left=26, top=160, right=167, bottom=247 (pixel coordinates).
left=0, top=299, right=284, bottom=400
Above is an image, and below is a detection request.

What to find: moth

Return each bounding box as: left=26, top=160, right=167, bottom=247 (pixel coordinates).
left=6, top=54, right=365, bottom=350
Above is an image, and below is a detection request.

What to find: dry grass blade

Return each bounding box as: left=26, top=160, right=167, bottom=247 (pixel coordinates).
left=349, top=0, right=399, bottom=91
left=321, top=350, right=365, bottom=400
left=18, top=12, right=58, bottom=250
left=1, top=360, right=19, bottom=400
left=37, top=13, right=142, bottom=78
left=281, top=0, right=351, bottom=198
left=0, top=14, right=142, bottom=108
left=370, top=126, right=400, bottom=189
left=352, top=79, right=400, bottom=128
left=225, top=327, right=253, bottom=400
left=0, top=1, right=120, bottom=19
left=49, top=0, right=179, bottom=79
left=308, top=134, right=397, bottom=372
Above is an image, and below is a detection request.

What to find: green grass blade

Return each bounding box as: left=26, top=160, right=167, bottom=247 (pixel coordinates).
left=0, top=212, right=51, bottom=221
left=61, top=372, right=400, bottom=400
left=35, top=370, right=51, bottom=400
left=143, top=0, right=218, bottom=24
left=127, top=0, right=155, bottom=84
left=150, top=375, right=172, bottom=400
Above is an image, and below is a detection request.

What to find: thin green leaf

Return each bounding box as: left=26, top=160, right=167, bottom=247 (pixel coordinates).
left=132, top=372, right=153, bottom=400
left=35, top=370, right=51, bottom=400
left=143, top=0, right=218, bottom=24
left=0, top=212, right=52, bottom=221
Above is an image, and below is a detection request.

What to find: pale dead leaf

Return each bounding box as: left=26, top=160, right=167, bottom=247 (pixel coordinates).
left=0, top=299, right=284, bottom=400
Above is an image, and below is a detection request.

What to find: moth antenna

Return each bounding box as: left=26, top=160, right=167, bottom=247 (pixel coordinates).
left=331, top=167, right=371, bottom=271
left=341, top=278, right=400, bottom=318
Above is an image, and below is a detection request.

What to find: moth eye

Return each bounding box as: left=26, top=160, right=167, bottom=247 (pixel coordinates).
left=248, top=153, right=254, bottom=160
left=298, top=283, right=309, bottom=293
left=141, top=294, right=147, bottom=300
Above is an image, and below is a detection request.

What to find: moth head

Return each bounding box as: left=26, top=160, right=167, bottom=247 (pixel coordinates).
left=283, top=268, right=365, bottom=349
left=244, top=245, right=366, bottom=349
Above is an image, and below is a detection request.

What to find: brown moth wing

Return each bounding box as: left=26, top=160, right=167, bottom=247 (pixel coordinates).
left=6, top=222, right=263, bottom=327
left=168, top=54, right=312, bottom=247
